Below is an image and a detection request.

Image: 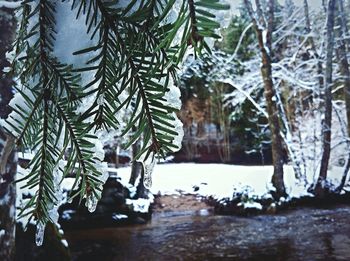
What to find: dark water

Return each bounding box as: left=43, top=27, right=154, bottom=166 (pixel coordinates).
left=66, top=206, right=350, bottom=261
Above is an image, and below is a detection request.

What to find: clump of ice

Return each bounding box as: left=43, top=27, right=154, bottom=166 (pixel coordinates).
left=143, top=155, right=156, bottom=189
left=35, top=222, right=45, bottom=246
left=84, top=162, right=109, bottom=213
left=85, top=193, right=98, bottom=213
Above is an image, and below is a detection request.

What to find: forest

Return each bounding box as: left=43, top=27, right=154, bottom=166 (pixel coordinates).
left=1, top=0, right=350, bottom=260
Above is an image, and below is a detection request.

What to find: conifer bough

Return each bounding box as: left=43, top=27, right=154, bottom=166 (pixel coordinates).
left=2, top=0, right=229, bottom=245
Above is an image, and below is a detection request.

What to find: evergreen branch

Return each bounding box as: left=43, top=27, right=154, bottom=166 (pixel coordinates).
left=188, top=0, right=203, bottom=45
left=96, top=0, right=161, bottom=153
left=94, top=22, right=112, bottom=129
left=48, top=60, right=79, bottom=101
left=54, top=101, right=92, bottom=193
left=15, top=92, right=43, bottom=146
left=35, top=95, right=49, bottom=220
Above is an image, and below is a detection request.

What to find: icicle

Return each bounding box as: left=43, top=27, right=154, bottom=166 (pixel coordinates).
left=85, top=194, right=97, bottom=213
left=143, top=156, right=155, bottom=189
left=35, top=222, right=46, bottom=246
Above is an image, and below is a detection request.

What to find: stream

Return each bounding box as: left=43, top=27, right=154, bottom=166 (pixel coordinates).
left=66, top=205, right=350, bottom=260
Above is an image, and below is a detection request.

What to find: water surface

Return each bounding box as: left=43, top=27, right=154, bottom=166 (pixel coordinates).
left=66, top=206, right=350, bottom=260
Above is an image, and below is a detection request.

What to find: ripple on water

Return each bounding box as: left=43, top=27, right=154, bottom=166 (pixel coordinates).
left=66, top=206, right=350, bottom=261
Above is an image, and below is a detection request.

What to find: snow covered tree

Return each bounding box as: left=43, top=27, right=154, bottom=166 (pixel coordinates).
left=334, top=0, right=350, bottom=192
left=315, top=0, right=336, bottom=197
left=243, top=0, right=287, bottom=198
left=0, top=0, right=229, bottom=250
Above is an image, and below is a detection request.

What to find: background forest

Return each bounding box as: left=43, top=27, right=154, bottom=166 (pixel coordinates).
left=176, top=0, right=350, bottom=197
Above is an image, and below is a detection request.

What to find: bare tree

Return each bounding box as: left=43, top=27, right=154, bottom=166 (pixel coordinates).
left=315, top=0, right=336, bottom=197
left=244, top=0, right=286, bottom=198
left=334, top=0, right=350, bottom=192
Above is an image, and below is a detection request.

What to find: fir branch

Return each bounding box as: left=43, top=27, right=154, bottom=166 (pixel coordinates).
left=96, top=0, right=162, bottom=153
left=54, top=101, right=92, bottom=193
left=15, top=93, right=43, bottom=146
left=35, top=95, right=49, bottom=220
left=94, top=22, right=112, bottom=129
left=188, top=0, right=203, bottom=45
left=48, top=60, right=79, bottom=101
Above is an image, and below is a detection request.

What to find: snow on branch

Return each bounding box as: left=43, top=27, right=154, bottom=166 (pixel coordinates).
left=219, top=78, right=268, bottom=118
left=0, top=1, right=21, bottom=9
left=272, top=62, right=316, bottom=90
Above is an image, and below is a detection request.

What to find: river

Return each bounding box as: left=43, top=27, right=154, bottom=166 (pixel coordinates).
left=66, top=205, right=350, bottom=260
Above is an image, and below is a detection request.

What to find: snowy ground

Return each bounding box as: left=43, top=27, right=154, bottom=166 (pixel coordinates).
left=16, top=162, right=349, bottom=221
left=116, top=163, right=348, bottom=201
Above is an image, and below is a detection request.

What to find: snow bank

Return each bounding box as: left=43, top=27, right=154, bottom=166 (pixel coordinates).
left=116, top=163, right=347, bottom=202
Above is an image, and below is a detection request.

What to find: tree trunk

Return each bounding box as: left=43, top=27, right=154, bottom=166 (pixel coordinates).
left=0, top=132, right=16, bottom=261
left=136, top=167, right=148, bottom=199
left=334, top=0, right=350, bottom=192
left=304, top=0, right=324, bottom=96
left=244, top=0, right=286, bottom=198
left=303, top=0, right=325, bottom=178
left=315, top=0, right=336, bottom=198
left=0, top=4, right=16, bottom=260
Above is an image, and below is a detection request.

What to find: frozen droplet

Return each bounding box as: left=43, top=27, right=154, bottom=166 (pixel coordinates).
left=85, top=195, right=97, bottom=212
left=48, top=207, right=59, bottom=225
left=143, top=156, right=155, bottom=189
left=35, top=222, right=46, bottom=246
left=97, top=94, right=104, bottom=106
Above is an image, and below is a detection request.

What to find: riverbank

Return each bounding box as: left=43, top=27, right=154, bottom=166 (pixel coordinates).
left=117, top=163, right=350, bottom=216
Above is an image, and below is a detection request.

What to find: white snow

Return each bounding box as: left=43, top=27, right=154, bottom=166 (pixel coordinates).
left=61, top=239, right=68, bottom=248
left=61, top=210, right=75, bottom=221
left=0, top=1, right=21, bottom=9
left=116, top=163, right=347, bottom=203
left=238, top=201, right=263, bottom=210
left=0, top=229, right=5, bottom=238
left=125, top=198, right=152, bottom=213
left=112, top=214, right=128, bottom=220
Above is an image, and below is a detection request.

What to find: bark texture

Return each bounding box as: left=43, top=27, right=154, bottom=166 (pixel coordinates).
left=244, top=0, right=286, bottom=198
left=304, top=0, right=324, bottom=96
left=334, top=0, right=350, bottom=192
left=0, top=4, right=16, bottom=261
left=316, top=0, right=336, bottom=197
